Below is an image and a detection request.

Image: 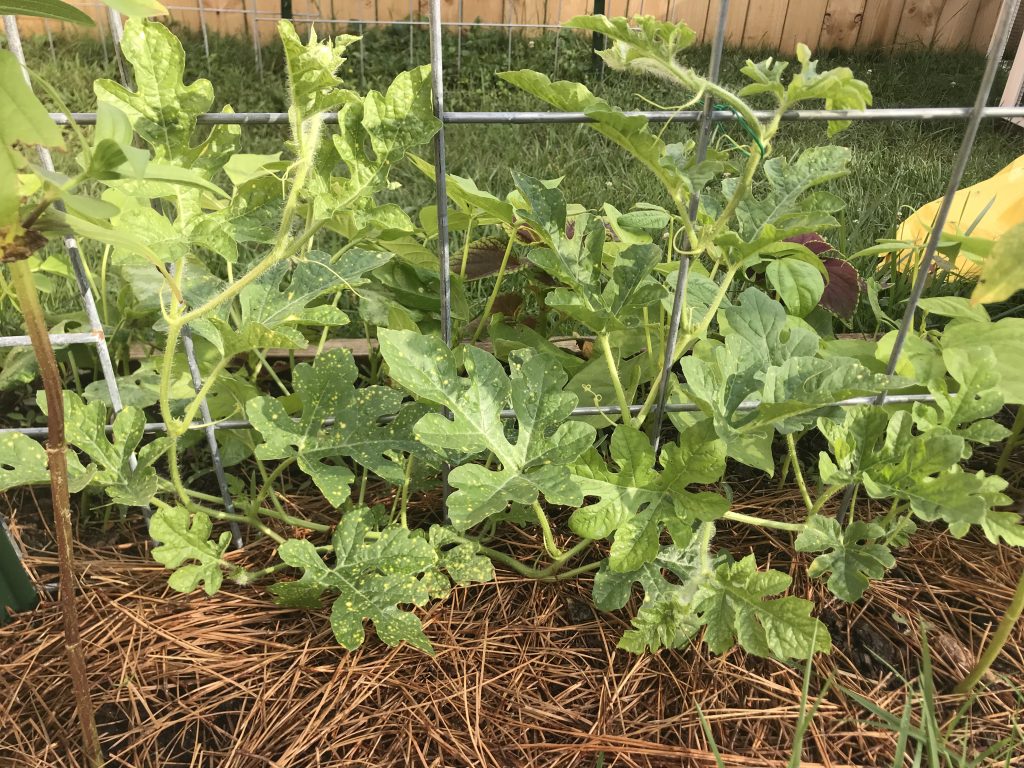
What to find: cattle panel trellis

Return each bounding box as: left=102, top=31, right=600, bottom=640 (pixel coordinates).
left=0, top=0, right=1022, bottom=580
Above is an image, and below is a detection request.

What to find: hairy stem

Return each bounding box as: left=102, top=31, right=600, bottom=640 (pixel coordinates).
left=723, top=510, right=804, bottom=533
left=8, top=259, right=103, bottom=768
left=786, top=433, right=813, bottom=513
left=995, top=406, right=1023, bottom=477
left=955, top=567, right=1024, bottom=694
left=532, top=501, right=567, bottom=559
left=470, top=234, right=517, bottom=344
left=598, top=333, right=633, bottom=424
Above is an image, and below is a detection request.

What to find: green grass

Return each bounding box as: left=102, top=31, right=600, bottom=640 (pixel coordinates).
left=6, top=23, right=1022, bottom=338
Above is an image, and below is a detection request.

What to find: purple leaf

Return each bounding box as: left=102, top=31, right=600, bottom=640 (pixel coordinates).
left=819, top=258, right=863, bottom=319
left=785, top=233, right=834, bottom=255
left=454, top=237, right=522, bottom=280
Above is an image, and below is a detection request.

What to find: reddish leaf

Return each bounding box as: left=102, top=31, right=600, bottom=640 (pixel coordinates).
left=785, top=232, right=834, bottom=255
left=819, top=258, right=863, bottom=319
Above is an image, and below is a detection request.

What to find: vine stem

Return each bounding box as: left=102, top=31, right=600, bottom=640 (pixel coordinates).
left=809, top=485, right=845, bottom=516
left=598, top=333, right=633, bottom=424
left=471, top=234, right=517, bottom=344
left=955, top=567, right=1024, bottom=694
left=995, top=406, right=1023, bottom=477
left=722, top=510, right=804, bottom=533
left=532, top=501, right=567, bottom=559
left=8, top=259, right=103, bottom=768
left=631, top=263, right=741, bottom=428
left=786, top=433, right=813, bottom=513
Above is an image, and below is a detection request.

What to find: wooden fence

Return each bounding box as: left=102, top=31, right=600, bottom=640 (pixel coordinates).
left=11, top=0, right=1006, bottom=53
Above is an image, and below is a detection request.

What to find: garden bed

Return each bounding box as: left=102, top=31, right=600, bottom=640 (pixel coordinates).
left=3, top=485, right=1022, bottom=768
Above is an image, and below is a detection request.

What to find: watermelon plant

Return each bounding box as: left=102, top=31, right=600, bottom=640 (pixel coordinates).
left=2, top=14, right=1021, bottom=673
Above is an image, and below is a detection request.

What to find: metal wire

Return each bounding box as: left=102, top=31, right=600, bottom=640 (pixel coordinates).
left=48, top=105, right=1024, bottom=126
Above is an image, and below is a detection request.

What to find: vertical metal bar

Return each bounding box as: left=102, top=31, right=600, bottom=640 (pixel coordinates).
left=43, top=18, right=56, bottom=63
left=553, top=0, right=564, bottom=76
left=428, top=0, right=453, bottom=512
left=181, top=327, right=244, bottom=547
left=409, top=0, right=416, bottom=69
left=592, top=0, right=606, bottom=71
left=105, top=5, right=132, bottom=89
left=457, top=0, right=463, bottom=73
left=507, top=1, right=513, bottom=71
left=251, top=7, right=264, bottom=78
left=358, top=21, right=366, bottom=89
left=197, top=0, right=212, bottom=63
left=835, top=0, right=1021, bottom=526
left=429, top=0, right=452, bottom=348
left=649, top=0, right=729, bottom=452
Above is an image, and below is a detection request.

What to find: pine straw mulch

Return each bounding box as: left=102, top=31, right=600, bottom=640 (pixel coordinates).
left=2, top=485, right=1023, bottom=768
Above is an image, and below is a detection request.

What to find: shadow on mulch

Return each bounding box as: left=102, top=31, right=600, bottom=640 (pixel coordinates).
left=2, top=485, right=1023, bottom=768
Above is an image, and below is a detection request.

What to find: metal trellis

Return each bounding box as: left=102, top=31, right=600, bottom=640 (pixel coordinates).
left=0, top=0, right=1019, bottom=558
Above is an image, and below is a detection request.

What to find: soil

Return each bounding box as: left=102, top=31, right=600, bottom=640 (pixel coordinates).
left=2, top=482, right=1023, bottom=768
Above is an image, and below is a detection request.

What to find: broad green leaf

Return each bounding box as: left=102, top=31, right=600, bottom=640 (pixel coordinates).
left=570, top=425, right=727, bottom=572
left=696, top=555, right=831, bottom=659
left=379, top=330, right=595, bottom=530
left=766, top=257, right=824, bottom=317
left=150, top=506, right=232, bottom=596
left=270, top=507, right=436, bottom=652
left=279, top=20, right=357, bottom=123
left=785, top=44, right=872, bottom=135
left=324, top=65, right=437, bottom=219
left=95, top=19, right=213, bottom=159
left=940, top=317, right=1024, bottom=404
left=0, top=433, right=50, bottom=491
left=725, top=146, right=851, bottom=258
left=917, top=296, right=988, bottom=323
left=795, top=517, right=894, bottom=602
left=618, top=593, right=703, bottom=653
left=423, top=525, right=495, bottom=599
left=197, top=249, right=389, bottom=355
left=0, top=0, right=95, bottom=25
left=37, top=391, right=157, bottom=505
left=1, top=50, right=66, bottom=231
left=0, top=52, right=65, bottom=150
left=567, top=15, right=697, bottom=73
left=683, top=290, right=894, bottom=468
left=913, top=346, right=1009, bottom=446
left=247, top=348, right=431, bottom=506
left=869, top=467, right=1021, bottom=545
left=971, top=222, right=1024, bottom=305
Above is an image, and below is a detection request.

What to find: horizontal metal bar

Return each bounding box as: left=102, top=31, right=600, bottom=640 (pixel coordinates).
left=442, top=106, right=1024, bottom=124
left=0, top=331, right=100, bottom=348
left=48, top=105, right=1024, bottom=127
left=0, top=393, right=937, bottom=438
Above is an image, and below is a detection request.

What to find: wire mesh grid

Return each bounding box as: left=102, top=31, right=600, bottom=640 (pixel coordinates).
left=0, top=0, right=1021, bottom=558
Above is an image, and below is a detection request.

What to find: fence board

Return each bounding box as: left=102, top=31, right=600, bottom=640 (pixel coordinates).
left=780, top=0, right=828, bottom=53
left=969, top=0, right=1001, bottom=50
left=894, top=0, right=945, bottom=46
left=819, top=0, right=867, bottom=50
left=933, top=0, right=982, bottom=48
left=722, top=0, right=749, bottom=46
left=742, top=0, right=788, bottom=50
left=857, top=0, right=906, bottom=47
left=9, top=0, right=1001, bottom=52
left=672, top=0, right=712, bottom=43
